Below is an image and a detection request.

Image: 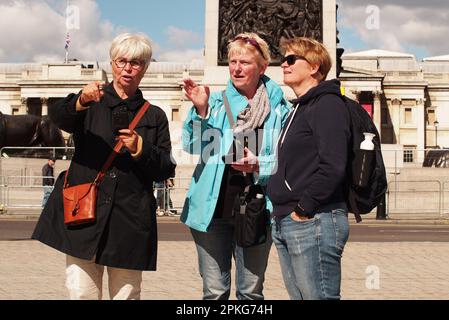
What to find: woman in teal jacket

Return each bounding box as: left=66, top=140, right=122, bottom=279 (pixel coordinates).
left=181, top=33, right=290, bottom=300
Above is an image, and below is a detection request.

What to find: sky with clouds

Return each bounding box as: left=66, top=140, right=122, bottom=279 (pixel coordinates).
left=338, top=0, right=449, bottom=59
left=0, top=0, right=447, bottom=63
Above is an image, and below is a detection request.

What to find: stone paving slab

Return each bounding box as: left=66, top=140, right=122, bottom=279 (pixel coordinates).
left=1, top=240, right=449, bottom=300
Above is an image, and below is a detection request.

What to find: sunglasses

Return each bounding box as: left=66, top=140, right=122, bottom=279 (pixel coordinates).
left=281, top=54, right=308, bottom=66
left=231, top=36, right=265, bottom=59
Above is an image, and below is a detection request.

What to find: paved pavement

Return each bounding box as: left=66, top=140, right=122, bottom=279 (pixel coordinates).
left=1, top=233, right=449, bottom=300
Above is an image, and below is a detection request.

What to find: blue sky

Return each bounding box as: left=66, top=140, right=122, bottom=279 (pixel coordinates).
left=93, top=0, right=445, bottom=61
left=95, top=0, right=205, bottom=50
left=0, top=0, right=447, bottom=63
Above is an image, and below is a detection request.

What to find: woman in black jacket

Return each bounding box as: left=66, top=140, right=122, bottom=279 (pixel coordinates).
left=32, top=33, right=175, bottom=300
left=267, top=37, right=350, bottom=300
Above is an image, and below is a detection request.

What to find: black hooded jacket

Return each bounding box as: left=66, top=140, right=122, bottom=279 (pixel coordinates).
left=267, top=79, right=351, bottom=217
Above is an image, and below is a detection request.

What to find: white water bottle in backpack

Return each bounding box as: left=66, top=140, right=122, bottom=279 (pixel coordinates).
left=360, top=133, right=375, bottom=151
left=354, top=132, right=376, bottom=187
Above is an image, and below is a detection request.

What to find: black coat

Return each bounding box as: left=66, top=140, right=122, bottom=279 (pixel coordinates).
left=32, top=84, right=176, bottom=270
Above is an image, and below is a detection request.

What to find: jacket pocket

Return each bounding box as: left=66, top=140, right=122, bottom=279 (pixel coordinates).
left=267, top=164, right=292, bottom=203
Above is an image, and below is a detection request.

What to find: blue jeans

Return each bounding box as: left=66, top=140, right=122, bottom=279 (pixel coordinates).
left=190, top=218, right=272, bottom=300
left=272, top=209, right=349, bottom=300
left=42, top=186, right=54, bottom=207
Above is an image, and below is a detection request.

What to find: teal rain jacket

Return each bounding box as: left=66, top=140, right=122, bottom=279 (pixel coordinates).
left=181, top=75, right=291, bottom=232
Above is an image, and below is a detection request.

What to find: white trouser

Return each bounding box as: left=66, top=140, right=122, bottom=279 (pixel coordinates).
left=65, top=255, right=142, bottom=300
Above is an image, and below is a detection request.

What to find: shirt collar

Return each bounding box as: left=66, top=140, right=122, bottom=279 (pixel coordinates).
left=103, top=82, right=145, bottom=111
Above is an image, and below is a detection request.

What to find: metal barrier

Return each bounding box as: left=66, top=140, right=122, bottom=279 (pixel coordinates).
left=382, top=148, right=449, bottom=171
left=2, top=146, right=449, bottom=218
left=4, top=185, right=45, bottom=209
left=154, top=186, right=184, bottom=216
left=0, top=178, right=188, bottom=215
left=387, top=180, right=444, bottom=217
left=3, top=175, right=448, bottom=218
left=443, top=181, right=449, bottom=216
left=0, top=146, right=73, bottom=159
left=2, top=170, right=449, bottom=218
left=0, top=176, right=5, bottom=213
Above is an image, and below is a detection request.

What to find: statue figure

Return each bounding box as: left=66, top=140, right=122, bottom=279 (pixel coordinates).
left=218, top=0, right=323, bottom=65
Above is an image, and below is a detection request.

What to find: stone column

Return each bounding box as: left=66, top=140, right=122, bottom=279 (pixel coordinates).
left=40, top=97, right=48, bottom=116
left=19, top=98, right=28, bottom=115
left=350, top=89, right=361, bottom=101
left=322, top=0, right=337, bottom=79
left=373, top=90, right=382, bottom=139
left=416, top=98, right=425, bottom=163
left=391, top=98, right=401, bottom=144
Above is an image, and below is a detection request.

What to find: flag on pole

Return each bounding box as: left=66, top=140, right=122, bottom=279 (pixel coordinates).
left=65, top=32, right=71, bottom=50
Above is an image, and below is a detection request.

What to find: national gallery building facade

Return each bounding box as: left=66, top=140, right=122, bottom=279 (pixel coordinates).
left=1, top=49, right=448, bottom=165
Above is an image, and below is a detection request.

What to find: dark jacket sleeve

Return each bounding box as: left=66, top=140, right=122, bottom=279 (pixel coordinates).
left=299, top=95, right=350, bottom=213
left=42, top=164, right=50, bottom=186
left=136, top=110, right=176, bottom=182
left=48, top=92, right=87, bottom=133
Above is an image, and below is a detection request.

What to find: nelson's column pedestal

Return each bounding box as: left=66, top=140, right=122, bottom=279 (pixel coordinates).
left=201, top=0, right=337, bottom=98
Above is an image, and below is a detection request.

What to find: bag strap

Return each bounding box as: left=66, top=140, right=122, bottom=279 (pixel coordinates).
left=222, top=90, right=235, bottom=128
left=64, top=101, right=151, bottom=188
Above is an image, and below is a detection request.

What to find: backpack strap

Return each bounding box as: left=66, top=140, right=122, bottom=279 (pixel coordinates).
left=306, top=92, right=364, bottom=222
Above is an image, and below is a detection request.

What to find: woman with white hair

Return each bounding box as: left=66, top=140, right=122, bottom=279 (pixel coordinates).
left=32, top=33, right=175, bottom=300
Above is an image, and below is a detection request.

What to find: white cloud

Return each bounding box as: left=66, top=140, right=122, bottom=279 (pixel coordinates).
left=0, top=0, right=203, bottom=64
left=158, top=48, right=203, bottom=62
left=151, top=26, right=203, bottom=62
left=338, top=0, right=449, bottom=57
left=165, top=26, right=202, bottom=48
left=0, top=0, right=126, bottom=63
left=31, top=53, right=63, bottom=62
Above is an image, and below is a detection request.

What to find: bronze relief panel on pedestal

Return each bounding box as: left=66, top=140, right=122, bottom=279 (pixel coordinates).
left=218, top=0, right=323, bottom=65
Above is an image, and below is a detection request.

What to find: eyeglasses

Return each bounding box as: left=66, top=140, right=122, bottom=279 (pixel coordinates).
left=281, top=54, right=308, bottom=66
left=114, top=58, right=144, bottom=70
left=231, top=36, right=265, bottom=59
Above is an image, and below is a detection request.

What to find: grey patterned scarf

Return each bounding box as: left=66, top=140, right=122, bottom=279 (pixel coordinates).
left=233, top=81, right=270, bottom=134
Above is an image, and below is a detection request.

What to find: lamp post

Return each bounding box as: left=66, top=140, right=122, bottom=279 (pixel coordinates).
left=434, top=120, right=439, bottom=148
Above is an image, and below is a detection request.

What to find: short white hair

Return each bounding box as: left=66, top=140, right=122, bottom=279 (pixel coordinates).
left=109, top=33, right=153, bottom=70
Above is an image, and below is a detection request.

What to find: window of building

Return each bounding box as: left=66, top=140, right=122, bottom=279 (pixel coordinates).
left=12, top=107, right=19, bottom=115
left=172, top=108, right=180, bottom=122
left=403, top=147, right=416, bottom=163
left=427, top=109, right=436, bottom=126
left=404, top=108, right=413, bottom=124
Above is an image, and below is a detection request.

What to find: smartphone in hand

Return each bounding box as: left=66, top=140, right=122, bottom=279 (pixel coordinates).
left=112, top=106, right=130, bottom=134
left=222, top=137, right=247, bottom=164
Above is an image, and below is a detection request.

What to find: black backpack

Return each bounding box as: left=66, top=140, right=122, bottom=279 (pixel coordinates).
left=342, top=96, right=387, bottom=222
